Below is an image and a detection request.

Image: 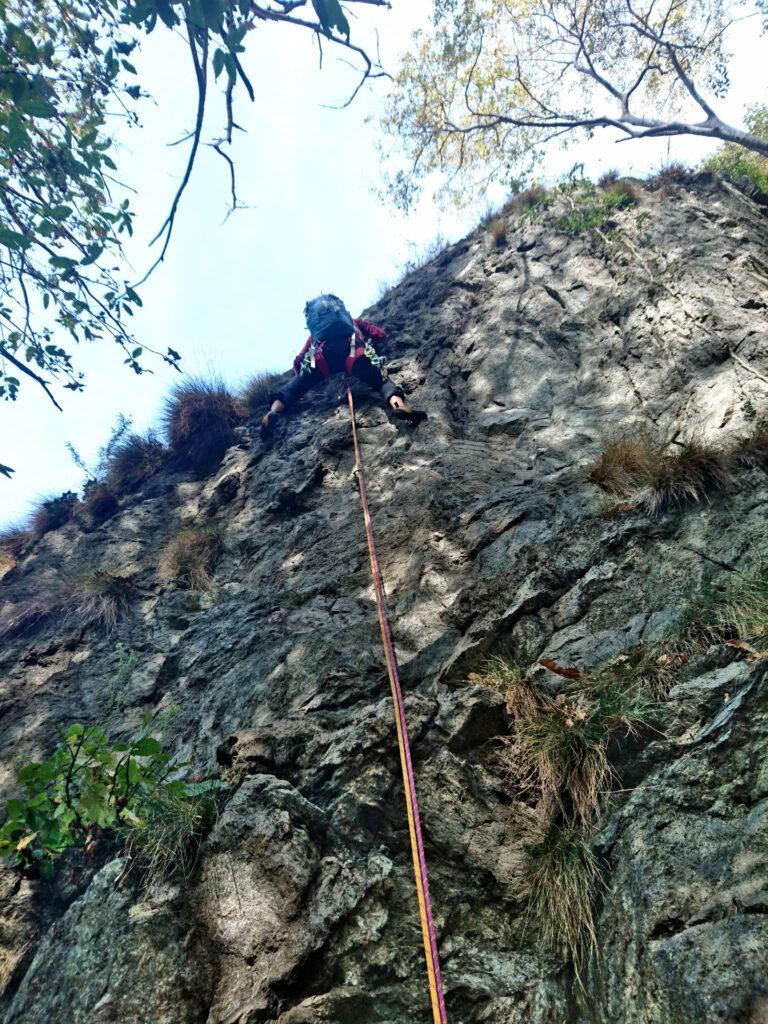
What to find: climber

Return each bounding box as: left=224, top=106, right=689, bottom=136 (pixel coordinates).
left=260, top=294, right=427, bottom=440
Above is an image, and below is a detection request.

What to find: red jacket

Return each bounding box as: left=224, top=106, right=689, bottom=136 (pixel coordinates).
left=292, top=318, right=387, bottom=378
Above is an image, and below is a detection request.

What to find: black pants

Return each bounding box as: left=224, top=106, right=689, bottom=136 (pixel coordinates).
left=275, top=347, right=404, bottom=410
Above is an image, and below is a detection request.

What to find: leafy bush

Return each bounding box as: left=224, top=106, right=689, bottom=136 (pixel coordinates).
left=106, top=430, right=166, bottom=494
left=0, top=716, right=224, bottom=885
left=162, top=377, right=241, bottom=474
left=29, top=491, right=79, bottom=540
left=702, top=104, right=768, bottom=197
left=159, top=525, right=223, bottom=591
left=0, top=720, right=195, bottom=879
left=553, top=183, right=637, bottom=236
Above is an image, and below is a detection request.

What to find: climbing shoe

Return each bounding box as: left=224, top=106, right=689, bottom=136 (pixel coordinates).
left=260, top=410, right=280, bottom=441
left=391, top=405, right=428, bottom=427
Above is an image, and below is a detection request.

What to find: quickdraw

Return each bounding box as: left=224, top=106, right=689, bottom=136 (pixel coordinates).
left=347, top=385, right=448, bottom=1024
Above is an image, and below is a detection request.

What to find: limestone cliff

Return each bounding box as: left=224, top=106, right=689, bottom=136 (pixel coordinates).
left=1, top=172, right=768, bottom=1024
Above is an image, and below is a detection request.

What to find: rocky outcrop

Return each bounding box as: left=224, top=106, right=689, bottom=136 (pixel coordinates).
left=1, top=173, right=767, bottom=1023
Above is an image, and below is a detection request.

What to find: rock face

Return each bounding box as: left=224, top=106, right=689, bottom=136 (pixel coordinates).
left=1, top=173, right=768, bottom=1024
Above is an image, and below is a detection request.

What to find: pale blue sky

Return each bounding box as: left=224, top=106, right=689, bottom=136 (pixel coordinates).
left=1, top=3, right=766, bottom=526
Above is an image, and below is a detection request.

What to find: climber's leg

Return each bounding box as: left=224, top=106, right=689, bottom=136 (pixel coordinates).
left=351, top=357, right=428, bottom=426
left=261, top=368, right=325, bottom=440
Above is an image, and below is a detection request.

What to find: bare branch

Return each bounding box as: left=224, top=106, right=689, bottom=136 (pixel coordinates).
left=0, top=344, right=63, bottom=411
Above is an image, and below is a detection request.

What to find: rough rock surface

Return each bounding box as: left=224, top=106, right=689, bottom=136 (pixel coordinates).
left=1, top=173, right=768, bottom=1023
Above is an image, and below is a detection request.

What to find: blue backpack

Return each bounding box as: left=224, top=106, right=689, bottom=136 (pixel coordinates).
left=304, top=294, right=355, bottom=343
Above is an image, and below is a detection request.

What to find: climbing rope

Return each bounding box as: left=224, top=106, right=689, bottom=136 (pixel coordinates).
left=347, top=385, right=449, bottom=1024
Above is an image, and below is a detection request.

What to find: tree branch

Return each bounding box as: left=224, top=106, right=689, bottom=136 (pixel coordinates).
left=0, top=344, right=63, bottom=411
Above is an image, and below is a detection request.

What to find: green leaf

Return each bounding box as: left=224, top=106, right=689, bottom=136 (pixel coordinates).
left=48, top=205, right=73, bottom=221
left=311, top=0, right=349, bottom=39
left=6, top=799, right=25, bottom=820
left=132, top=736, right=163, bottom=757
left=212, top=48, right=225, bottom=80
left=154, top=0, right=179, bottom=28
left=39, top=859, right=54, bottom=880
left=21, top=97, right=56, bottom=119
left=0, top=227, right=32, bottom=251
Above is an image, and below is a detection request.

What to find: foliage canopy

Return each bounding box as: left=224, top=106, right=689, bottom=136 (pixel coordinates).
left=382, top=0, right=768, bottom=209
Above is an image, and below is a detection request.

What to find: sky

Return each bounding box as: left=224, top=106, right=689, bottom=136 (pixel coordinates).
left=1, top=1, right=767, bottom=526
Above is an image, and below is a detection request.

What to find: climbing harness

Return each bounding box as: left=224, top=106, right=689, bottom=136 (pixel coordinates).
left=347, top=385, right=448, bottom=1024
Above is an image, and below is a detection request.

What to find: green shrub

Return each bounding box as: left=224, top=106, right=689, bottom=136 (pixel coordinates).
left=553, top=184, right=637, bottom=236
left=0, top=719, right=222, bottom=882
left=702, top=105, right=768, bottom=196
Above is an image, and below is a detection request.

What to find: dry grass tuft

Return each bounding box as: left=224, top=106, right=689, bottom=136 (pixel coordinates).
left=0, top=596, right=61, bottom=640
left=78, top=483, right=119, bottom=525
left=67, top=571, right=136, bottom=631
left=238, top=370, right=285, bottom=417
left=0, top=524, right=30, bottom=563
left=597, top=169, right=620, bottom=189
left=586, top=431, right=665, bottom=494
left=29, top=492, right=79, bottom=540
left=159, top=526, right=223, bottom=591
left=597, top=171, right=640, bottom=202
left=587, top=431, right=734, bottom=514
left=163, top=377, right=241, bottom=475
left=487, top=217, right=508, bottom=247
left=106, top=431, right=166, bottom=494
left=523, top=820, right=602, bottom=971
left=473, top=655, right=655, bottom=827
left=504, top=185, right=546, bottom=214
left=641, top=439, right=733, bottom=514
left=733, top=421, right=768, bottom=471
left=606, top=178, right=640, bottom=202
left=648, top=161, right=690, bottom=194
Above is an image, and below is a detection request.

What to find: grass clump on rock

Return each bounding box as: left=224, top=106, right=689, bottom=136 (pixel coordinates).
left=106, top=430, right=166, bottom=494
left=29, top=491, right=79, bottom=540
left=159, top=525, right=222, bottom=591
left=587, top=430, right=736, bottom=514
left=67, top=571, right=136, bottom=631
left=238, top=370, right=284, bottom=417
left=487, top=217, right=507, bottom=247
left=163, top=377, right=241, bottom=475
left=472, top=650, right=660, bottom=974
left=524, top=820, right=602, bottom=969
left=0, top=524, right=30, bottom=566
left=77, top=482, right=119, bottom=525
